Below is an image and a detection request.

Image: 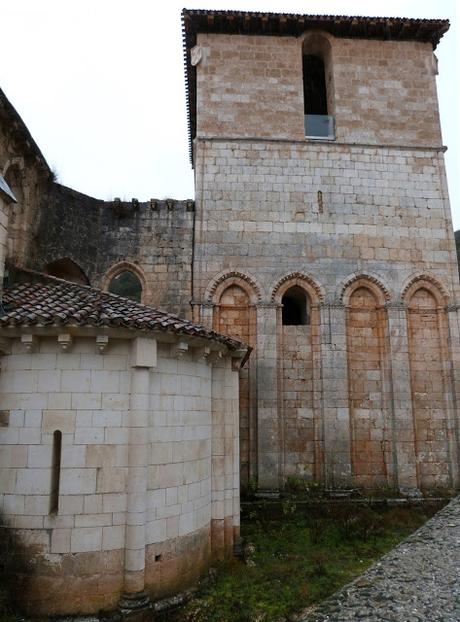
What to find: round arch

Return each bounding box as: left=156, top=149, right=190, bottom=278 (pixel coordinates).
left=205, top=270, right=263, bottom=305
left=401, top=273, right=450, bottom=307
left=103, top=261, right=148, bottom=303
left=339, top=272, right=391, bottom=307
left=271, top=272, right=325, bottom=305
left=301, top=30, right=334, bottom=56
left=45, top=257, right=90, bottom=286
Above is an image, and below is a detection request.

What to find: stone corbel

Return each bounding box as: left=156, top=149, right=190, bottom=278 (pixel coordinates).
left=207, top=349, right=224, bottom=365
left=172, top=341, right=189, bottom=358
left=21, top=334, right=38, bottom=353
left=57, top=334, right=73, bottom=352
left=96, top=335, right=109, bottom=354
left=194, top=345, right=211, bottom=364
left=231, top=348, right=248, bottom=371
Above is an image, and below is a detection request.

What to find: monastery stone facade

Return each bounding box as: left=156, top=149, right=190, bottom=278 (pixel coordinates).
left=0, top=13, right=459, bottom=613
left=0, top=4, right=460, bottom=614
left=175, top=10, right=460, bottom=494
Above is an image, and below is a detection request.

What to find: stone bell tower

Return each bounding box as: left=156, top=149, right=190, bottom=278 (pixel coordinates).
left=182, top=9, right=460, bottom=493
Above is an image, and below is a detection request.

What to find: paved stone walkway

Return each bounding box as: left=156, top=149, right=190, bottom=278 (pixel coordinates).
left=301, top=496, right=460, bottom=622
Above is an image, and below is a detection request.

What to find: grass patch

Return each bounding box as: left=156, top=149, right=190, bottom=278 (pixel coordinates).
left=170, top=502, right=443, bottom=622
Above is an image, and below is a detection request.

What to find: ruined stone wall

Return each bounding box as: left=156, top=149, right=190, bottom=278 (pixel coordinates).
left=0, top=90, right=51, bottom=267
left=31, top=185, right=194, bottom=317
left=0, top=194, right=10, bottom=289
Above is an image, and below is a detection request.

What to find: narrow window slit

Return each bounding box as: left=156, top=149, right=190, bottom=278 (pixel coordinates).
left=303, top=54, right=328, bottom=115
left=50, top=430, right=62, bottom=514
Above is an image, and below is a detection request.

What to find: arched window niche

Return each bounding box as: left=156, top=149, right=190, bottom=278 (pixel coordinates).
left=45, top=258, right=90, bottom=285
left=108, top=270, right=142, bottom=302
left=282, top=285, right=309, bottom=326
left=302, top=34, right=335, bottom=139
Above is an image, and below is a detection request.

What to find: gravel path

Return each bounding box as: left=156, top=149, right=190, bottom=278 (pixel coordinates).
left=301, top=496, right=460, bottom=622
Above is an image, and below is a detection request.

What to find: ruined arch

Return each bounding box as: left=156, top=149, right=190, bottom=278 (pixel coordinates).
left=103, top=261, right=147, bottom=303
left=45, top=258, right=90, bottom=285
left=205, top=269, right=263, bottom=305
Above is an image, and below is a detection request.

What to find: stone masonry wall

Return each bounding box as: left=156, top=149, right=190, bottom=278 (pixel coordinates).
left=30, top=184, right=195, bottom=318
left=347, top=287, right=388, bottom=488
left=0, top=99, right=50, bottom=267
left=282, top=325, right=315, bottom=479
left=196, top=33, right=442, bottom=146
left=407, top=288, right=451, bottom=489
left=0, top=194, right=9, bottom=289
left=194, top=139, right=458, bottom=301
left=195, top=138, right=460, bottom=490
left=0, top=334, right=240, bottom=614
left=213, top=284, right=256, bottom=490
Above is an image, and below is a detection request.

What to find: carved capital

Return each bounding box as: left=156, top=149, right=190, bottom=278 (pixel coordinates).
left=385, top=300, right=407, bottom=310
left=319, top=301, right=344, bottom=310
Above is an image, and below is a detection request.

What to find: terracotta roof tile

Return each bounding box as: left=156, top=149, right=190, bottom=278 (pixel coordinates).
left=0, top=274, right=247, bottom=352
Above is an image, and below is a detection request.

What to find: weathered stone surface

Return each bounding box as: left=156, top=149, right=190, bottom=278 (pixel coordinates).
left=31, top=185, right=195, bottom=318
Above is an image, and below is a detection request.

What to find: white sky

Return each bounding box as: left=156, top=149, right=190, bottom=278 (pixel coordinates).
left=1, top=0, right=459, bottom=227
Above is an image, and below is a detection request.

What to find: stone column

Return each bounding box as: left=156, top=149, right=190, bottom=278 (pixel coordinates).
left=385, top=302, right=418, bottom=490
left=255, top=303, right=280, bottom=491
left=230, top=354, right=242, bottom=553
left=119, top=338, right=156, bottom=614
left=223, top=359, right=236, bottom=558
left=210, top=359, right=227, bottom=561
left=319, top=303, right=352, bottom=487
left=445, top=305, right=460, bottom=488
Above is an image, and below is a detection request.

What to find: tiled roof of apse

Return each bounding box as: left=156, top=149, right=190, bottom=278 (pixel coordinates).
left=0, top=271, right=247, bottom=352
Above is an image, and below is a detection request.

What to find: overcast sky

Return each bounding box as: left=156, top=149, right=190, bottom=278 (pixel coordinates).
left=1, top=0, right=459, bottom=227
